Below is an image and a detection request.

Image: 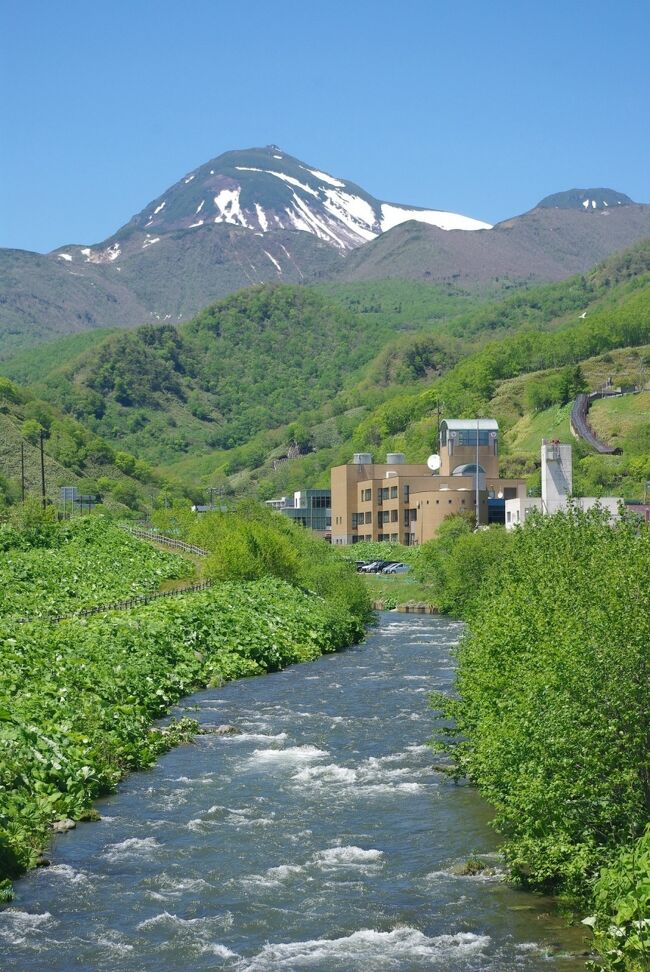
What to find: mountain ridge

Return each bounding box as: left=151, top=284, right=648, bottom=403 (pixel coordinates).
left=1, top=146, right=648, bottom=356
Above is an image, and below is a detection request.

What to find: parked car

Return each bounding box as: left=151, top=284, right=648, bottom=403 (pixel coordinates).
left=382, top=562, right=410, bottom=574
left=360, top=560, right=393, bottom=573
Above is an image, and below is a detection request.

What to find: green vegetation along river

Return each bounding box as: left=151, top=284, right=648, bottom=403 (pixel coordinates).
left=0, top=614, right=590, bottom=970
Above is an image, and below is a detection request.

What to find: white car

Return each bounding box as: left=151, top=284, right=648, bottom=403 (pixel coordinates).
left=382, top=563, right=410, bottom=574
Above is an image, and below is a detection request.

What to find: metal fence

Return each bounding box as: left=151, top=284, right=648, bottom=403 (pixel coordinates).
left=13, top=579, right=214, bottom=625
left=121, top=525, right=209, bottom=556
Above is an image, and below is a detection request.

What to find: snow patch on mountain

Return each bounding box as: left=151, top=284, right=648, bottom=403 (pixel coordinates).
left=263, top=250, right=282, bottom=272
left=305, top=166, right=345, bottom=188
left=323, top=190, right=377, bottom=242
left=380, top=203, right=491, bottom=233
left=79, top=243, right=121, bottom=264
left=214, top=188, right=248, bottom=227
left=255, top=204, right=269, bottom=232
left=236, top=167, right=319, bottom=198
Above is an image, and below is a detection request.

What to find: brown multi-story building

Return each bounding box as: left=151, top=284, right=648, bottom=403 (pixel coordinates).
left=330, top=418, right=527, bottom=545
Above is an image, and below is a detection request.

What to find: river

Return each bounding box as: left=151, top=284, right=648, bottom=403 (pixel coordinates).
left=0, top=613, right=590, bottom=970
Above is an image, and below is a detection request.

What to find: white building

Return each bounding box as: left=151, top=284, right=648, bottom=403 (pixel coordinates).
left=505, top=440, right=622, bottom=528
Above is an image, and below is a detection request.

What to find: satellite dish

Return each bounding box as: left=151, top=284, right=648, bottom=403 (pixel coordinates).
left=427, top=454, right=441, bottom=472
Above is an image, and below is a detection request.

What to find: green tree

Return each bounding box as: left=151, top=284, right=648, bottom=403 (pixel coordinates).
left=21, top=419, right=44, bottom=445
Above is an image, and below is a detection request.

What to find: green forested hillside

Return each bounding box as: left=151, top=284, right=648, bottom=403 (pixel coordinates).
left=200, top=247, right=650, bottom=502
left=1, top=241, right=650, bottom=505
left=0, top=376, right=172, bottom=512
left=0, top=329, right=118, bottom=386
left=0, top=282, right=477, bottom=466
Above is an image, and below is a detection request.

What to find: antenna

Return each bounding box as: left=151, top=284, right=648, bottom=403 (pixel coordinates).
left=426, top=454, right=441, bottom=472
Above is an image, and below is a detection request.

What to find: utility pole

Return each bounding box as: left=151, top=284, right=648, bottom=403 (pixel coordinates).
left=436, top=399, right=445, bottom=453
left=20, top=442, right=25, bottom=503
left=475, top=415, right=480, bottom=529
left=39, top=430, right=46, bottom=509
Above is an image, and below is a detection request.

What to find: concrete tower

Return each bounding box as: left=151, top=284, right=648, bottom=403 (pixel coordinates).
left=541, top=441, right=573, bottom=514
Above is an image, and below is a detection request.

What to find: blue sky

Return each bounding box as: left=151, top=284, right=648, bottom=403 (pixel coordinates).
left=3, top=0, right=649, bottom=252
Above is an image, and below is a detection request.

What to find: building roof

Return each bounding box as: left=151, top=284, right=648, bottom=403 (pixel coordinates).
left=441, top=418, right=499, bottom=432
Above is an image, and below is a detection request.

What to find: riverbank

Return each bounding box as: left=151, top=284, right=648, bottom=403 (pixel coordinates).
left=0, top=578, right=365, bottom=898
left=361, top=571, right=438, bottom=611
left=0, top=613, right=590, bottom=971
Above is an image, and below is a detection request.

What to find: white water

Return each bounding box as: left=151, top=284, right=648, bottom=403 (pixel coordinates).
left=1, top=614, right=588, bottom=969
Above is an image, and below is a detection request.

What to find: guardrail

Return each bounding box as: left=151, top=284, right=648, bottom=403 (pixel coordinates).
left=121, top=525, right=209, bottom=556
left=12, top=579, right=214, bottom=625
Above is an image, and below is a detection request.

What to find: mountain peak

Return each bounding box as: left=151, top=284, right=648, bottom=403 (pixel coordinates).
left=536, top=188, right=634, bottom=211
left=104, top=146, right=492, bottom=253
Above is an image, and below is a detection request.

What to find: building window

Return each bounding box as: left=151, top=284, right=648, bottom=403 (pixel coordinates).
left=390, top=509, right=398, bottom=523
left=410, top=508, right=417, bottom=521
left=390, top=533, right=398, bottom=542
left=390, top=485, right=398, bottom=498
left=380, top=487, right=390, bottom=500
left=403, top=484, right=410, bottom=502
left=507, top=511, right=512, bottom=523
left=457, top=430, right=491, bottom=446
left=311, top=495, right=330, bottom=509
left=362, top=489, right=372, bottom=502
left=365, top=511, right=372, bottom=524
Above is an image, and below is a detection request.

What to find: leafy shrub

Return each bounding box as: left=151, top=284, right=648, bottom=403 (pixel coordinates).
left=586, top=825, right=650, bottom=970
left=434, top=507, right=650, bottom=902
left=0, top=515, right=188, bottom=618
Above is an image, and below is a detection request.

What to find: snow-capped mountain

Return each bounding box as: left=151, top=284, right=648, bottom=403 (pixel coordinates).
left=57, top=146, right=491, bottom=266
left=131, top=145, right=491, bottom=246
left=2, top=148, right=648, bottom=354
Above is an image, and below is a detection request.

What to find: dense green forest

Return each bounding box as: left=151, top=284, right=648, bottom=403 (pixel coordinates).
left=1, top=241, right=648, bottom=511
